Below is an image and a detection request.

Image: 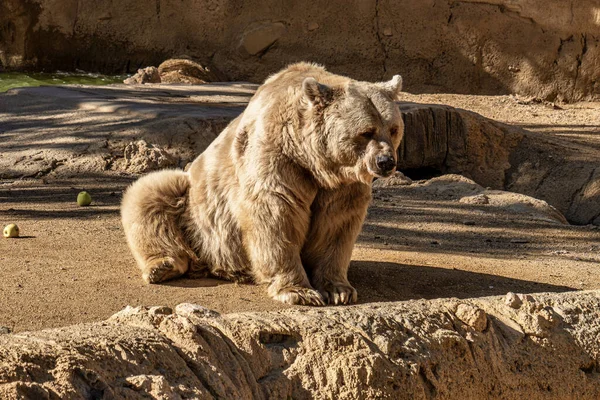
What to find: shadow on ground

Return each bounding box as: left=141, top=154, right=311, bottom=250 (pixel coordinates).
left=172, top=260, right=576, bottom=304
left=349, top=260, right=574, bottom=304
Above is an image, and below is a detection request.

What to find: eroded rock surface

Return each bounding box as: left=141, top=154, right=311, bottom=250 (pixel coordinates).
left=397, top=102, right=600, bottom=225
left=0, top=84, right=251, bottom=179
left=122, top=140, right=177, bottom=173
left=0, top=291, right=599, bottom=399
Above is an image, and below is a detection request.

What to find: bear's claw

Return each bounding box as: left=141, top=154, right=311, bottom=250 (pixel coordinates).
left=272, top=287, right=326, bottom=306
left=317, top=282, right=358, bottom=305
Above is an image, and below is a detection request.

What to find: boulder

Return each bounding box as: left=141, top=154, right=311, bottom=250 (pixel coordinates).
left=158, top=58, right=223, bottom=84
left=239, top=22, right=287, bottom=56
left=398, top=102, right=524, bottom=189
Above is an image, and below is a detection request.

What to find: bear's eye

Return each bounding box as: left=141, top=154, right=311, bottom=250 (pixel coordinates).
left=390, top=127, right=398, bottom=136
left=360, top=129, right=376, bottom=139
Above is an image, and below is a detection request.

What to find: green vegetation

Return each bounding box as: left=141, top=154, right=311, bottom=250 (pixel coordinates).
left=0, top=72, right=126, bottom=92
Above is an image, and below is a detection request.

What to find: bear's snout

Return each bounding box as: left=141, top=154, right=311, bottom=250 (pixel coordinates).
left=375, top=155, right=396, bottom=174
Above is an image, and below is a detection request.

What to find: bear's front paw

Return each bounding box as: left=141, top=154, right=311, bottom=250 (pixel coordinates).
left=317, top=282, right=358, bottom=305
left=272, top=287, right=325, bottom=306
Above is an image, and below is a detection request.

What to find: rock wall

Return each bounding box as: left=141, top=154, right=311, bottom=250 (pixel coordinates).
left=0, top=291, right=599, bottom=399
left=1, top=0, right=599, bottom=101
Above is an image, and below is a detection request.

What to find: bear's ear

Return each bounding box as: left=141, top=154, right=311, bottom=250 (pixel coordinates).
left=302, top=77, right=332, bottom=107
left=378, top=75, right=403, bottom=99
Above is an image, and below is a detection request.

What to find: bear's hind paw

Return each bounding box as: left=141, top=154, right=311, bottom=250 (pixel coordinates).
left=142, top=257, right=186, bottom=284
left=272, top=287, right=325, bottom=306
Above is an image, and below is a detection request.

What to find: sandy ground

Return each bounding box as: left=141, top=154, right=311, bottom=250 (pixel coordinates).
left=1, top=90, right=599, bottom=332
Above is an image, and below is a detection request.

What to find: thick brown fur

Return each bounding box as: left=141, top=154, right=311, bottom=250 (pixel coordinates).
left=121, top=62, right=404, bottom=306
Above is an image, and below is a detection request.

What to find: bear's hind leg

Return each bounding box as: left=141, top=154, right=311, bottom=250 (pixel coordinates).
left=121, top=169, right=197, bottom=284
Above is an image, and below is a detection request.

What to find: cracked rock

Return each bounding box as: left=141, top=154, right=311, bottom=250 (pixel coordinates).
left=0, top=292, right=599, bottom=398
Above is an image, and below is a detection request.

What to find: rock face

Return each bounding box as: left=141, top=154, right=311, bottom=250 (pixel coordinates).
left=398, top=103, right=524, bottom=189
left=0, top=291, right=599, bottom=398
left=0, top=0, right=598, bottom=102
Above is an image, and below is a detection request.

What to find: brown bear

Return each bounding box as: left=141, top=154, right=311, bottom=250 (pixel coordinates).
left=121, top=62, right=404, bottom=306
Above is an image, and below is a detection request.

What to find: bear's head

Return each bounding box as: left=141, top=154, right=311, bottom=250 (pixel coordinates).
left=301, top=75, right=404, bottom=188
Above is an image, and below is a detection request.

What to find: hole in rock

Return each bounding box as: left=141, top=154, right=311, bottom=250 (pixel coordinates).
left=400, top=166, right=443, bottom=181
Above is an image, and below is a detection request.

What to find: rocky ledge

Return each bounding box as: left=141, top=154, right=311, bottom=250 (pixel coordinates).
left=0, top=290, right=599, bottom=399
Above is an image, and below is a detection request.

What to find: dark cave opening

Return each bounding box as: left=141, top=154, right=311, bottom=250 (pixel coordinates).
left=399, top=166, right=444, bottom=181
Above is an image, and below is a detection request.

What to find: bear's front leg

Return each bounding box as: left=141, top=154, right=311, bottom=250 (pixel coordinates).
left=302, top=183, right=372, bottom=305
left=240, top=186, right=325, bottom=306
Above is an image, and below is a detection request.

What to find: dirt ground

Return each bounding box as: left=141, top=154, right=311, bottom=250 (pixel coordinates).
left=1, top=91, right=599, bottom=332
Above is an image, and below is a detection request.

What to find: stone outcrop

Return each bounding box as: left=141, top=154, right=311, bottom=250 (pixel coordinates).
left=122, top=140, right=178, bottom=173
left=1, top=0, right=598, bottom=102
left=506, top=135, right=600, bottom=226
left=0, top=84, right=248, bottom=179
left=0, top=291, right=599, bottom=399
left=373, top=172, right=570, bottom=225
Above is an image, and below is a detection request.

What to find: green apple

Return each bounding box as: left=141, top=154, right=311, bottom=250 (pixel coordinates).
left=3, top=224, right=19, bottom=238
left=77, top=191, right=92, bottom=206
